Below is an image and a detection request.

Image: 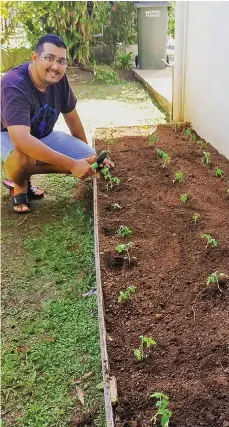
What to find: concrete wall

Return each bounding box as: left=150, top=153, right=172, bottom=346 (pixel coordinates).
left=174, top=1, right=229, bottom=158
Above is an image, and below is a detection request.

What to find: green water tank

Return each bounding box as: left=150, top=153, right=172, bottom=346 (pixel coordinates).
left=134, top=1, right=170, bottom=69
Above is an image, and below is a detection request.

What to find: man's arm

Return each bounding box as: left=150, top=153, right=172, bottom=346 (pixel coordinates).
left=63, top=109, right=87, bottom=143
left=7, top=125, right=95, bottom=179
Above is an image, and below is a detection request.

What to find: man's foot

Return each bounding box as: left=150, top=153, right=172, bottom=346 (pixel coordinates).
left=10, top=190, right=31, bottom=214
left=3, top=179, right=44, bottom=200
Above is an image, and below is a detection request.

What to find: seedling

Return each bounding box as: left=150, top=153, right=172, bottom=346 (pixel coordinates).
left=112, top=203, right=122, bottom=210
left=192, top=213, right=200, bottom=224
left=206, top=271, right=228, bottom=292
left=118, top=286, right=136, bottom=303
left=173, top=171, right=184, bottom=183
left=155, top=149, right=171, bottom=168
left=134, top=335, right=156, bottom=361
left=201, top=233, right=218, bottom=248
left=151, top=392, right=173, bottom=427
left=196, top=139, right=208, bottom=150
left=202, top=151, right=211, bottom=165
left=101, top=167, right=120, bottom=190
left=149, top=134, right=160, bottom=146
left=117, top=225, right=133, bottom=237
left=180, top=193, right=188, bottom=203
left=116, top=242, right=133, bottom=263
left=214, top=167, right=224, bottom=178
left=183, top=127, right=192, bottom=139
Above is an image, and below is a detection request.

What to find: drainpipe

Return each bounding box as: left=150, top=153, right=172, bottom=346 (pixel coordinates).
left=173, top=1, right=188, bottom=121
left=181, top=1, right=188, bottom=121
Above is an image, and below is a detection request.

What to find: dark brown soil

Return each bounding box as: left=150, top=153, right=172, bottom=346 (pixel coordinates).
left=66, top=67, right=136, bottom=84
left=96, top=125, right=229, bottom=427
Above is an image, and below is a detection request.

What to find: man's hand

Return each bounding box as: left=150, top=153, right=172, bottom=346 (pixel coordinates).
left=70, top=159, right=97, bottom=179
left=102, top=158, right=114, bottom=168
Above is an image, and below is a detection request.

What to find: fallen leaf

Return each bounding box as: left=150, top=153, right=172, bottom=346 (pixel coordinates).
left=72, top=371, right=94, bottom=385
left=81, top=371, right=94, bottom=380
left=76, top=387, right=85, bottom=405
left=83, top=382, right=90, bottom=390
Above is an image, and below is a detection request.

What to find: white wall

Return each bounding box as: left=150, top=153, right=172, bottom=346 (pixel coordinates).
left=174, top=1, right=229, bottom=159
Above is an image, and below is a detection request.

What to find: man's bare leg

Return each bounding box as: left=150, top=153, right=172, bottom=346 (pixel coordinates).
left=4, top=149, right=96, bottom=212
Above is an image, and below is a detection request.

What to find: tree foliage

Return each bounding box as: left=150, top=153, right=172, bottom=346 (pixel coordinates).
left=1, top=1, right=137, bottom=65
left=168, top=1, right=175, bottom=39
left=94, top=2, right=137, bottom=63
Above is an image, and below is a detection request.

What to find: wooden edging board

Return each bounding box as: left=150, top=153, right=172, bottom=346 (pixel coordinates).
left=92, top=122, right=189, bottom=426
left=93, top=135, right=115, bottom=427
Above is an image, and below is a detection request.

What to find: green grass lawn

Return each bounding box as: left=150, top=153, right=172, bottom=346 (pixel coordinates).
left=1, top=175, right=105, bottom=427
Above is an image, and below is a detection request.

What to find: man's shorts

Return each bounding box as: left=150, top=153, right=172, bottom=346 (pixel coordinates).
left=1, top=130, right=95, bottom=163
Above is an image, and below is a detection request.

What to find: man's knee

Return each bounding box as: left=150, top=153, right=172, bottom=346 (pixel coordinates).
left=4, top=149, right=33, bottom=171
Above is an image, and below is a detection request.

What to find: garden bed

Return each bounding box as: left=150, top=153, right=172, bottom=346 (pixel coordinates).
left=95, top=124, right=229, bottom=427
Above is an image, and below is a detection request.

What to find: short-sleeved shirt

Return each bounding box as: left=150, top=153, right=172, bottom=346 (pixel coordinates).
left=1, top=62, right=77, bottom=139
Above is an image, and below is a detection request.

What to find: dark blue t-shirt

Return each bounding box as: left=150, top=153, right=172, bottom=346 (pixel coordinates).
left=1, top=62, right=77, bottom=138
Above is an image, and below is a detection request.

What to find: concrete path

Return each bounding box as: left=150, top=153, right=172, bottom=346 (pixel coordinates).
left=132, top=67, right=173, bottom=117
left=55, top=67, right=172, bottom=141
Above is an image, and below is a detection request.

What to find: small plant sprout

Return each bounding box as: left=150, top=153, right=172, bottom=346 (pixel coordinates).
left=173, top=171, right=184, bottom=184
left=134, top=335, right=156, bottom=361
left=117, top=225, right=133, bottom=237
left=206, top=271, right=228, bottom=292
left=202, top=151, right=211, bottom=165
left=155, top=149, right=171, bottom=168
left=118, top=286, right=136, bottom=303
left=149, top=133, right=160, bottom=146
left=112, top=203, right=122, bottom=210
left=180, top=193, right=188, bottom=204
left=101, top=167, right=120, bottom=190
left=116, top=242, right=133, bottom=263
left=151, top=392, right=173, bottom=427
left=196, top=139, right=208, bottom=150
left=201, top=233, right=218, bottom=249
left=192, top=213, right=200, bottom=224
left=214, top=167, right=224, bottom=178
left=183, top=127, right=192, bottom=139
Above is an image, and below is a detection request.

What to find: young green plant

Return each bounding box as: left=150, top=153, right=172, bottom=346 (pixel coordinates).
left=151, top=392, right=173, bottom=427
left=155, top=149, right=171, bottom=168
left=192, top=213, right=200, bottom=224
left=214, top=167, right=224, bottom=178
left=202, top=151, right=211, bottom=166
left=201, top=233, right=218, bottom=249
left=206, top=271, right=228, bottom=292
left=149, top=133, right=160, bottom=146
left=183, top=127, right=192, bottom=140
left=101, top=167, right=120, bottom=190
left=118, top=286, right=136, bottom=303
left=180, top=193, right=188, bottom=204
left=173, top=171, right=184, bottom=183
left=134, top=335, right=156, bottom=361
left=117, top=225, right=133, bottom=237
left=116, top=242, right=133, bottom=263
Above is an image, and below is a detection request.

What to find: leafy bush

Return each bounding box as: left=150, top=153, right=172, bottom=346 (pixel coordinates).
left=114, top=51, right=133, bottom=69
left=1, top=47, right=31, bottom=72
left=93, top=65, right=120, bottom=85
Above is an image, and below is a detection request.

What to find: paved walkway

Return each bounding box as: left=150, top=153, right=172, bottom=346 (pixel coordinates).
left=55, top=67, right=173, bottom=142
left=132, top=67, right=173, bottom=117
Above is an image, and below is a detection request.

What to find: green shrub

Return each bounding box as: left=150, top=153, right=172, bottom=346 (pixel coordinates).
left=1, top=47, right=31, bottom=72
left=93, top=65, right=120, bottom=85
left=114, top=51, right=133, bottom=69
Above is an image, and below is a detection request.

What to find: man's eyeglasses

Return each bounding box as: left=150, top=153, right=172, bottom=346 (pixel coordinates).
left=38, top=54, right=68, bottom=67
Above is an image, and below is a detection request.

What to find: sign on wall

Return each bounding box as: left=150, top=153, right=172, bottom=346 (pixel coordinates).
left=145, top=10, right=160, bottom=18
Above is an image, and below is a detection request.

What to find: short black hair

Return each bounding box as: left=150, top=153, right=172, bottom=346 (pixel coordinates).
left=35, top=34, right=66, bottom=53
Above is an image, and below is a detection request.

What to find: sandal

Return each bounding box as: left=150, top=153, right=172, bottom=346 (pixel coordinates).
left=3, top=179, right=44, bottom=201
left=10, top=192, right=31, bottom=214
